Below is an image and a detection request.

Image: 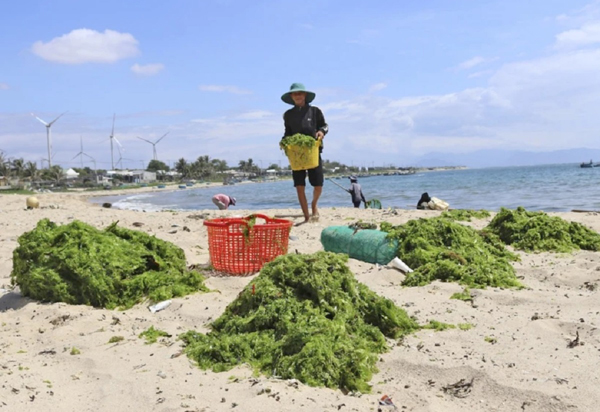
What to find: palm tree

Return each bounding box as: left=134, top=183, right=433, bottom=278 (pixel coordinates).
left=0, top=151, right=9, bottom=178
left=11, top=158, right=25, bottom=181
left=24, top=161, right=40, bottom=183
left=175, top=158, right=188, bottom=174
left=46, top=165, right=65, bottom=184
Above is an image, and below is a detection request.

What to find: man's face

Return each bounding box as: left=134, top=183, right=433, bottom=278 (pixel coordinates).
left=291, top=91, right=307, bottom=106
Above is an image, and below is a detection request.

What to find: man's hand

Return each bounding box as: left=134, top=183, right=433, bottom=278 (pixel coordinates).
left=316, top=131, right=324, bottom=141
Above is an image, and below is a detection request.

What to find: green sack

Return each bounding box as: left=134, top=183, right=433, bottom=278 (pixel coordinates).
left=320, top=226, right=398, bottom=265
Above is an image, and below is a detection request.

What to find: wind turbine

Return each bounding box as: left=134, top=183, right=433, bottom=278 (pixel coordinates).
left=108, top=114, right=123, bottom=170
left=32, top=111, right=67, bottom=168
left=72, top=136, right=93, bottom=168
left=137, top=132, right=169, bottom=161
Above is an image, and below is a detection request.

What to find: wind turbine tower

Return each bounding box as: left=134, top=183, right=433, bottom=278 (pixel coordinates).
left=108, top=114, right=123, bottom=170
left=32, top=111, right=67, bottom=168
left=137, top=132, right=169, bottom=161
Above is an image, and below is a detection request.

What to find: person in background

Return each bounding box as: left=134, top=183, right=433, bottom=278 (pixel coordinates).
left=281, top=82, right=329, bottom=224
left=212, top=194, right=236, bottom=210
left=348, top=176, right=367, bottom=208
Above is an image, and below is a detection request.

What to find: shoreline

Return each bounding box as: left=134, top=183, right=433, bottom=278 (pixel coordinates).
left=1, top=192, right=599, bottom=411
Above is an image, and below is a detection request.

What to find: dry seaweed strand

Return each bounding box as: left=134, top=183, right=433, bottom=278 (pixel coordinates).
left=11, top=218, right=209, bottom=309
left=180, top=251, right=419, bottom=393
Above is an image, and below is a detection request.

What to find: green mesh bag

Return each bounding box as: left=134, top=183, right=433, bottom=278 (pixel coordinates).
left=320, top=226, right=398, bottom=265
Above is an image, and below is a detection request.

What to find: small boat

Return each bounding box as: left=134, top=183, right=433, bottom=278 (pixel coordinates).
left=580, top=160, right=595, bottom=168
left=157, top=184, right=166, bottom=189
left=178, top=185, right=186, bottom=189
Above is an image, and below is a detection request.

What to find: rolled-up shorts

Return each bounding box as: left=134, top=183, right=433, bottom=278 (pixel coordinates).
left=292, top=156, right=323, bottom=187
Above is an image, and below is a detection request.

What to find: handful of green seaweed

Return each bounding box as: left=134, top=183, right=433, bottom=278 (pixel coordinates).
left=484, top=207, right=600, bottom=252
left=180, top=251, right=418, bottom=393
left=11, top=218, right=208, bottom=309
left=279, top=133, right=317, bottom=150
left=381, top=217, right=522, bottom=289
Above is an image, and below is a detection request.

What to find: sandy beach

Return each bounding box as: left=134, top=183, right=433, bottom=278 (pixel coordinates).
left=1, top=190, right=599, bottom=412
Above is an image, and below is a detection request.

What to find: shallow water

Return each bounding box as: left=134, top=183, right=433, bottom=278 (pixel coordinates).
left=91, top=163, right=600, bottom=213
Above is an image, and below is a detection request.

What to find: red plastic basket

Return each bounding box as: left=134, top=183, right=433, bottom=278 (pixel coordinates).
left=203, top=214, right=293, bottom=275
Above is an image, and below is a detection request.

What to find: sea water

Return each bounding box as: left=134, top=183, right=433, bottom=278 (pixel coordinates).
left=91, top=163, right=600, bottom=213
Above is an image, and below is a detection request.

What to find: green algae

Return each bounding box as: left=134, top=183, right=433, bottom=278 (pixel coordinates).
left=380, top=217, right=523, bottom=289
left=139, top=326, right=171, bottom=344
left=450, top=288, right=473, bottom=302
left=279, top=133, right=317, bottom=150
left=180, top=251, right=419, bottom=393
left=11, top=218, right=208, bottom=309
left=441, top=209, right=491, bottom=221
left=484, top=207, right=600, bottom=253
left=422, top=320, right=456, bottom=331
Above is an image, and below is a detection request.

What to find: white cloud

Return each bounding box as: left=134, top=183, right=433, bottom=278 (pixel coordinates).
left=199, top=85, right=252, bottom=95
left=0, top=83, right=8, bottom=90
left=555, top=22, right=600, bottom=48
left=368, top=82, right=387, bottom=93
left=131, top=63, right=165, bottom=76
left=31, top=29, right=139, bottom=64
left=458, top=56, right=486, bottom=70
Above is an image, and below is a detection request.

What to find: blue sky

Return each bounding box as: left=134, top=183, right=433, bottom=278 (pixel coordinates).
left=1, top=0, right=600, bottom=170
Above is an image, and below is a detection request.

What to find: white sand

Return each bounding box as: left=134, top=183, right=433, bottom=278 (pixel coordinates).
left=1, top=191, right=599, bottom=412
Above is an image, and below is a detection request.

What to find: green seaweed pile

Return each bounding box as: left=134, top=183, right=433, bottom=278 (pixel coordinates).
left=484, top=207, right=600, bottom=252
left=441, top=209, right=491, bottom=221
left=180, top=251, right=418, bottom=393
left=279, top=133, right=317, bottom=150
left=381, top=217, right=522, bottom=289
left=11, top=218, right=208, bottom=309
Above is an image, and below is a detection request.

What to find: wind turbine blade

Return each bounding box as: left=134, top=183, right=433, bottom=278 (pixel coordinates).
left=48, top=111, right=67, bottom=126
left=72, top=153, right=82, bottom=160
left=33, top=115, right=49, bottom=126
left=155, top=132, right=169, bottom=144
left=137, top=136, right=153, bottom=144
left=113, top=137, right=123, bottom=147
left=82, top=153, right=95, bottom=161
left=111, top=113, right=116, bottom=136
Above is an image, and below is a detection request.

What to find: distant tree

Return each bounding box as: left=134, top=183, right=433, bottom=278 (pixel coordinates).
left=44, top=165, right=65, bottom=184
left=175, top=158, right=187, bottom=174
left=0, top=151, right=11, bottom=177
left=24, top=161, right=40, bottom=182
left=267, top=163, right=280, bottom=170
left=211, top=158, right=228, bottom=173
left=11, top=158, right=25, bottom=179
left=147, top=160, right=170, bottom=172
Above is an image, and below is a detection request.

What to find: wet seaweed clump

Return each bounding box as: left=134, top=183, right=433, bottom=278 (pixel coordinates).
left=484, top=207, right=600, bottom=253
left=180, top=251, right=419, bottom=393
left=380, top=217, right=522, bottom=289
left=11, top=218, right=208, bottom=309
left=441, top=209, right=491, bottom=221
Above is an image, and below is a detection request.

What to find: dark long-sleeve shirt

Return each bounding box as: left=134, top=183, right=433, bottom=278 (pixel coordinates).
left=349, top=182, right=366, bottom=204
left=283, top=104, right=328, bottom=151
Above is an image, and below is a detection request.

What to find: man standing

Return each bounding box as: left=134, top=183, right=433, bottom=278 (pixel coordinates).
left=281, top=82, right=329, bottom=224
left=348, top=176, right=367, bottom=208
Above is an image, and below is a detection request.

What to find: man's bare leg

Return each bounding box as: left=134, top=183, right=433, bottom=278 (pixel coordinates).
left=311, top=186, right=323, bottom=219
left=295, top=185, right=310, bottom=225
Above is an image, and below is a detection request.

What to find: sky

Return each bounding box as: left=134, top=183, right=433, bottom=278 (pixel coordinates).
left=1, top=0, right=600, bottom=170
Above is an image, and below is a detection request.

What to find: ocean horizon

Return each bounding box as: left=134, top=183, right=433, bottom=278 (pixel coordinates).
left=90, top=163, right=600, bottom=213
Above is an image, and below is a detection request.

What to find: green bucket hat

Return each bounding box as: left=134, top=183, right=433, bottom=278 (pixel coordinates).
left=281, top=82, right=316, bottom=105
